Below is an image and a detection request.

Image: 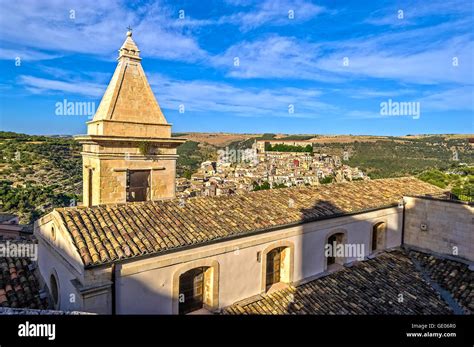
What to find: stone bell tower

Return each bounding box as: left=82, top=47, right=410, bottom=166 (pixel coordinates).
left=76, top=30, right=185, bottom=207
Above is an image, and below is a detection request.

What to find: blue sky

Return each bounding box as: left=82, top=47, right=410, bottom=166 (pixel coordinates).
left=0, top=0, right=473, bottom=135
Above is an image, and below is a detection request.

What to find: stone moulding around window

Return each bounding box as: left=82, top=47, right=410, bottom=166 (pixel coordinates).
left=171, top=259, right=219, bottom=314
left=260, top=240, right=295, bottom=294
left=370, top=219, right=388, bottom=253
left=324, top=228, right=348, bottom=271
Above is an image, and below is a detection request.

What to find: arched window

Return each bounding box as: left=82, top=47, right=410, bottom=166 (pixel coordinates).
left=260, top=242, right=294, bottom=293
left=266, top=247, right=285, bottom=290
left=179, top=267, right=208, bottom=314
left=50, top=273, right=59, bottom=308
left=264, top=246, right=292, bottom=292
left=372, top=222, right=386, bottom=252
left=173, top=260, right=219, bottom=314
left=326, top=232, right=346, bottom=269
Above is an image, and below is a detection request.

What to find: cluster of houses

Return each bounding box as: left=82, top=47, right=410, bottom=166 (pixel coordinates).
left=176, top=140, right=367, bottom=199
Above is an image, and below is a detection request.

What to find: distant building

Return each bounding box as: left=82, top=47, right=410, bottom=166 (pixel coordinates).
left=0, top=214, right=32, bottom=240
left=256, top=139, right=314, bottom=153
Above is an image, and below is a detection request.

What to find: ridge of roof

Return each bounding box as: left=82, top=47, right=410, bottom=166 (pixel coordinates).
left=55, top=176, right=439, bottom=212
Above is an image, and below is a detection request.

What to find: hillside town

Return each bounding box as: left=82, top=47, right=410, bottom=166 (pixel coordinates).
left=176, top=140, right=368, bottom=199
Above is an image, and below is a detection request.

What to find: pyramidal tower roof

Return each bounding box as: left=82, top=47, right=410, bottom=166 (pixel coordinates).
left=84, top=30, right=171, bottom=139
left=119, top=30, right=141, bottom=58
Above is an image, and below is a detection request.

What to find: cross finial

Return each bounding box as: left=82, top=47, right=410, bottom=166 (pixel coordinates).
left=126, top=25, right=133, bottom=37
left=127, top=25, right=132, bottom=32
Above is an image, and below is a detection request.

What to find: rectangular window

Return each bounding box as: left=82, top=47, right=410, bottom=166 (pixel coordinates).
left=126, top=170, right=151, bottom=202
left=179, top=267, right=205, bottom=314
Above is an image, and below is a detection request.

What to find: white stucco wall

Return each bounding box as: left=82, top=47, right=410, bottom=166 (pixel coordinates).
left=36, top=233, right=84, bottom=312
left=115, top=206, right=403, bottom=314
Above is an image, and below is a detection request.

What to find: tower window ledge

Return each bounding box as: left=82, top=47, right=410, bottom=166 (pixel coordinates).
left=113, top=167, right=165, bottom=172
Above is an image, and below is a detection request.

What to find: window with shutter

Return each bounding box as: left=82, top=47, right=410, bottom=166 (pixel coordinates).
left=126, top=170, right=151, bottom=202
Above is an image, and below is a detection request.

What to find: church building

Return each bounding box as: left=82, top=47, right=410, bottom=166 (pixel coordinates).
left=33, top=32, right=472, bottom=315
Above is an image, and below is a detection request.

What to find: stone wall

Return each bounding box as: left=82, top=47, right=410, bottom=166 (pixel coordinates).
left=82, top=148, right=178, bottom=206
left=404, top=196, right=473, bottom=261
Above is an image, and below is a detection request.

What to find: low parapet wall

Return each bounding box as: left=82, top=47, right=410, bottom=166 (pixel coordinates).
left=404, top=196, right=473, bottom=261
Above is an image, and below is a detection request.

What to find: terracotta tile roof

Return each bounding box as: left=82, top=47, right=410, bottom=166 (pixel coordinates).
left=223, top=250, right=455, bottom=315
left=54, top=177, right=444, bottom=267
left=409, top=250, right=473, bottom=314
left=0, top=254, right=47, bottom=309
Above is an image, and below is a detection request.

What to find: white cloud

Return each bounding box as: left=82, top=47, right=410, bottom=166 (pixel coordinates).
left=0, top=48, right=60, bottom=62
left=16, top=67, right=335, bottom=119
left=222, top=0, right=326, bottom=31
left=0, top=0, right=207, bottom=62
left=317, top=37, right=473, bottom=85
left=342, top=110, right=383, bottom=119
left=212, top=23, right=473, bottom=85
left=224, top=0, right=254, bottom=6
left=365, top=0, right=472, bottom=27
left=420, top=87, right=474, bottom=112
left=211, top=36, right=341, bottom=82
left=347, top=88, right=417, bottom=99
left=148, top=73, right=334, bottom=118
left=18, top=75, right=105, bottom=97
left=168, top=0, right=327, bottom=32
left=338, top=86, right=474, bottom=120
